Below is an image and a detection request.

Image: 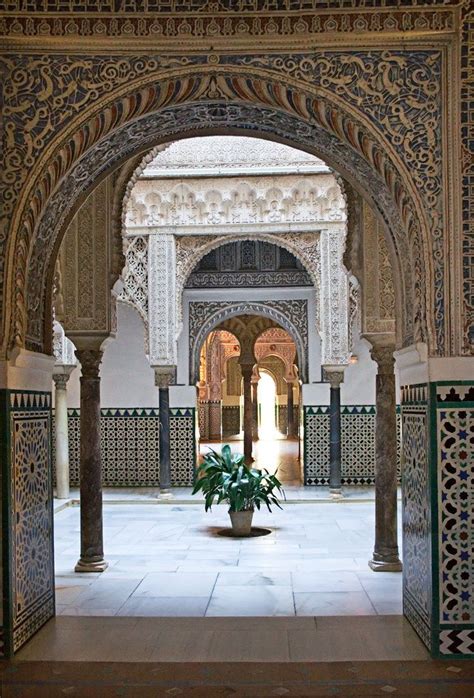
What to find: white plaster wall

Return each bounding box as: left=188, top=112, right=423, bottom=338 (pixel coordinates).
left=63, top=302, right=157, bottom=408
left=341, top=336, right=376, bottom=405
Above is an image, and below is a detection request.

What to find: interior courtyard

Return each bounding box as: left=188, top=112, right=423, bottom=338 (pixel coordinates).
left=0, top=2, right=473, bottom=695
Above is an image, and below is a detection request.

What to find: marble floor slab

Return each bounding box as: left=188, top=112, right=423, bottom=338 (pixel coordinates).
left=16, top=616, right=429, bottom=663
left=54, top=500, right=403, bottom=618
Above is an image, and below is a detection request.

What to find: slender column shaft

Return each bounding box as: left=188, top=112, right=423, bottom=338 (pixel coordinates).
left=329, top=383, right=342, bottom=494
left=369, top=345, right=402, bottom=571
left=287, top=381, right=295, bottom=438
left=159, top=384, right=171, bottom=491
left=75, top=350, right=107, bottom=573
left=251, top=382, right=259, bottom=441
left=241, top=365, right=253, bottom=464
left=53, top=373, right=70, bottom=500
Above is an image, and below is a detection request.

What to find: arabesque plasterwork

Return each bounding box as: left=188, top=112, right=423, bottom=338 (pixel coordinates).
left=0, top=40, right=459, bottom=357
left=120, top=162, right=348, bottom=368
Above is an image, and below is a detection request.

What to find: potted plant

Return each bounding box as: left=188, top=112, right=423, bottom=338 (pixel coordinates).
left=192, top=444, right=285, bottom=536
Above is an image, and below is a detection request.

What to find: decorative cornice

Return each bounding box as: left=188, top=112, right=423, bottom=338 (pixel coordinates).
left=0, top=6, right=458, bottom=50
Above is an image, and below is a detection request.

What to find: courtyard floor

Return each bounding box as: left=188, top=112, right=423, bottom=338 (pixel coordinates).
left=54, top=497, right=403, bottom=618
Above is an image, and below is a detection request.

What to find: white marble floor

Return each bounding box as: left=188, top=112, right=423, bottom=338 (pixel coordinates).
left=54, top=499, right=403, bottom=618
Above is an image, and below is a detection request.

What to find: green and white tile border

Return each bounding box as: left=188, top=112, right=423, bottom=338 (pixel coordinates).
left=52, top=407, right=196, bottom=488
left=303, top=405, right=401, bottom=486
left=0, top=390, right=55, bottom=657
left=402, top=381, right=474, bottom=658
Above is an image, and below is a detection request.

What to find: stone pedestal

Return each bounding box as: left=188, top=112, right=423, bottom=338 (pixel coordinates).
left=241, top=364, right=254, bottom=464
left=369, top=344, right=402, bottom=572
left=74, top=349, right=108, bottom=573
left=52, top=370, right=73, bottom=499
left=155, top=368, right=175, bottom=498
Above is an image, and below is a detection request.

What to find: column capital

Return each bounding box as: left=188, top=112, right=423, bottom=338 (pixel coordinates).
left=239, top=363, right=255, bottom=381
left=154, top=366, right=175, bottom=388
left=75, top=349, right=102, bottom=379
left=52, top=372, right=70, bottom=390
left=370, top=344, right=396, bottom=374
left=322, top=367, right=345, bottom=388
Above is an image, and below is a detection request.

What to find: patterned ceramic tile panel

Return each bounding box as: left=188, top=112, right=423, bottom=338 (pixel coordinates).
left=222, top=406, right=241, bottom=437
left=52, top=407, right=195, bottom=487
left=1, top=391, right=55, bottom=656
left=304, top=406, right=401, bottom=485
left=401, top=393, right=432, bottom=652
left=170, top=409, right=196, bottom=486
left=436, top=383, right=474, bottom=656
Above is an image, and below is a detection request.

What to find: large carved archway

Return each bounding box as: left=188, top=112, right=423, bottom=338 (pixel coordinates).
left=189, top=301, right=308, bottom=385
left=1, top=62, right=442, bottom=357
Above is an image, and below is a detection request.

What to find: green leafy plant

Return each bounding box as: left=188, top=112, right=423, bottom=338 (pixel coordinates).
left=192, top=444, right=285, bottom=512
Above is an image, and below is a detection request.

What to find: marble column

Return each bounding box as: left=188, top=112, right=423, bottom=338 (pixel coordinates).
left=287, top=380, right=295, bottom=438
left=75, top=349, right=108, bottom=573
left=155, top=368, right=174, bottom=497
left=241, top=364, right=254, bottom=464
left=251, top=379, right=259, bottom=441
left=53, top=370, right=73, bottom=499
left=369, top=344, right=402, bottom=572
left=324, top=369, right=344, bottom=499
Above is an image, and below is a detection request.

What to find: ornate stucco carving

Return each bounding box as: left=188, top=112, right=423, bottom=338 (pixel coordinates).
left=188, top=300, right=308, bottom=385
left=361, top=200, right=397, bottom=337
left=148, top=234, right=177, bottom=367
left=60, top=177, right=114, bottom=342
left=0, top=20, right=464, bottom=358
left=119, top=236, right=149, bottom=328
left=125, top=173, right=345, bottom=229
left=120, top=155, right=349, bottom=370
left=2, top=61, right=439, bottom=355
left=320, top=225, right=349, bottom=365
left=52, top=321, right=76, bottom=368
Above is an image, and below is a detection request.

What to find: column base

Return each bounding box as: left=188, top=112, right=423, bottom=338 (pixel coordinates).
left=368, top=557, right=403, bottom=572
left=158, top=489, right=174, bottom=500
left=329, top=488, right=344, bottom=500
left=75, top=558, right=109, bottom=573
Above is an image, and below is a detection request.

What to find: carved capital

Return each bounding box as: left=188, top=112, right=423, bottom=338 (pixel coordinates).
left=76, top=349, right=102, bottom=379
left=240, top=363, right=255, bottom=382
left=154, top=367, right=176, bottom=389
left=52, top=372, right=70, bottom=390
left=322, top=368, right=345, bottom=388
left=370, top=344, right=395, bottom=375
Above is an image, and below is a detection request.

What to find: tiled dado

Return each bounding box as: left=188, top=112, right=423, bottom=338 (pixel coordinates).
left=52, top=407, right=196, bottom=487
left=303, top=405, right=401, bottom=486
left=402, top=382, right=474, bottom=659
left=0, top=390, right=55, bottom=658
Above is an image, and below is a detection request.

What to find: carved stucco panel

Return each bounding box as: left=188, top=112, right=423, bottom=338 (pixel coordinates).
left=148, top=234, right=177, bottom=367
left=320, top=225, right=349, bottom=366
left=61, top=177, right=112, bottom=339
left=362, top=200, right=396, bottom=336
